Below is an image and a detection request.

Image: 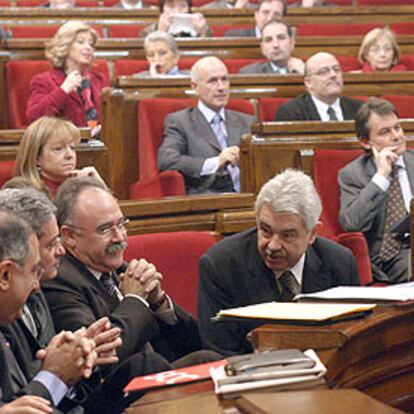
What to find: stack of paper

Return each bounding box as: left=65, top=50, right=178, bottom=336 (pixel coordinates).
left=210, top=349, right=326, bottom=398
left=215, top=302, right=376, bottom=324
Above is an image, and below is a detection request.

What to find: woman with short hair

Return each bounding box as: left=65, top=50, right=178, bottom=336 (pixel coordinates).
left=26, top=21, right=109, bottom=128
left=358, top=27, right=407, bottom=72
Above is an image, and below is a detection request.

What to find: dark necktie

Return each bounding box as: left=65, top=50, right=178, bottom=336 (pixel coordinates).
left=101, top=272, right=116, bottom=297
left=379, top=165, right=407, bottom=262
left=327, top=106, right=338, bottom=121
left=279, top=271, right=300, bottom=302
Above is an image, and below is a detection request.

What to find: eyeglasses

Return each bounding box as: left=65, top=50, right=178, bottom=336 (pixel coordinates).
left=95, top=218, right=130, bottom=238
left=309, top=65, right=342, bottom=78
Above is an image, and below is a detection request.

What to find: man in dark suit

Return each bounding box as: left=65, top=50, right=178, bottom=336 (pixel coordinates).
left=239, top=20, right=304, bottom=75
left=0, top=210, right=95, bottom=412
left=339, top=98, right=413, bottom=284
left=43, top=178, right=219, bottom=377
left=225, top=0, right=286, bottom=37
left=276, top=52, right=363, bottom=121
left=198, top=170, right=360, bottom=356
left=158, top=56, right=254, bottom=194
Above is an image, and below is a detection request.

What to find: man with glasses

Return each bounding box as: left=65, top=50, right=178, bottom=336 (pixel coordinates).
left=43, top=177, right=220, bottom=405
left=276, top=52, right=363, bottom=121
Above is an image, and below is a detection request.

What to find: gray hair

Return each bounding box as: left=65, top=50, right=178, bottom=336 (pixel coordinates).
left=255, top=169, right=322, bottom=231
left=0, top=188, right=56, bottom=238
left=144, top=31, right=178, bottom=55
left=0, top=211, right=32, bottom=267
left=56, top=176, right=108, bottom=226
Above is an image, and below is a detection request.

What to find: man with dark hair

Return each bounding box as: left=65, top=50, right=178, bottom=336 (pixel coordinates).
left=239, top=20, right=304, bottom=75
left=276, top=52, right=362, bottom=121
left=339, top=97, right=413, bottom=284
left=0, top=210, right=96, bottom=412
left=225, top=0, right=286, bottom=38
left=43, top=177, right=220, bottom=404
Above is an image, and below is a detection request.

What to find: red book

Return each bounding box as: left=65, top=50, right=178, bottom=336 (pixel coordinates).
left=124, top=359, right=227, bottom=393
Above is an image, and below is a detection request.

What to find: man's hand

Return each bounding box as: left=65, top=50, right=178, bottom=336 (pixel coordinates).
left=119, top=259, right=163, bottom=301
left=60, top=70, right=83, bottom=94
left=0, top=396, right=52, bottom=414
left=84, top=317, right=122, bottom=366
left=67, top=167, right=106, bottom=186
left=218, top=146, right=239, bottom=169
left=372, top=146, right=399, bottom=178
left=37, top=330, right=96, bottom=387
left=287, top=57, right=305, bottom=75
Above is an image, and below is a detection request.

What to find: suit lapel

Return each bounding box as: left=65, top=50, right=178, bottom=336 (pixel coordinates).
left=403, top=151, right=414, bottom=193
left=302, top=243, right=332, bottom=293
left=225, top=110, right=247, bottom=147
left=191, top=107, right=223, bottom=152
left=304, top=94, right=321, bottom=120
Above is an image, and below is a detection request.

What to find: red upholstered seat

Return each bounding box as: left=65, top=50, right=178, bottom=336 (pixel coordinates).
left=107, top=25, right=146, bottom=38
left=312, top=149, right=373, bottom=285
left=6, top=59, right=110, bottom=129
left=391, top=23, right=414, bottom=35
left=296, top=23, right=379, bottom=37
left=124, top=231, right=219, bottom=317
left=0, top=160, right=16, bottom=188
left=258, top=97, right=290, bottom=122
left=288, top=0, right=351, bottom=3
left=399, top=55, right=414, bottom=70
left=382, top=95, right=414, bottom=119
left=358, top=0, right=413, bottom=4
left=129, top=97, right=255, bottom=199
left=9, top=25, right=104, bottom=38
left=336, top=55, right=361, bottom=72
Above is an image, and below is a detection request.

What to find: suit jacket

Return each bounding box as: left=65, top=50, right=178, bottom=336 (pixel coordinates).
left=197, top=228, right=360, bottom=356
left=339, top=150, right=414, bottom=265
left=275, top=92, right=363, bottom=121
left=239, top=61, right=292, bottom=75
left=224, top=27, right=257, bottom=37
left=26, top=68, right=109, bottom=127
left=43, top=253, right=201, bottom=364
left=0, top=332, right=60, bottom=410
left=158, top=106, right=254, bottom=194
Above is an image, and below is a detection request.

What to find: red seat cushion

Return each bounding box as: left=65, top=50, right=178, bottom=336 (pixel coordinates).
left=124, top=231, right=219, bottom=316
left=0, top=161, right=16, bottom=187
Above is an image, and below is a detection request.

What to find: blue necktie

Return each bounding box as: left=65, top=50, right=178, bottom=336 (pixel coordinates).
left=211, top=114, right=240, bottom=192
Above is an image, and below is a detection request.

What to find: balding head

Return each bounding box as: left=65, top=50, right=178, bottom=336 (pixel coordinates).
left=191, top=57, right=230, bottom=111
left=304, top=52, right=343, bottom=105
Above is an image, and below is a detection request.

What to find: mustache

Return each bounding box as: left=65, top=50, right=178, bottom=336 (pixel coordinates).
left=106, top=241, right=127, bottom=254
left=265, top=249, right=286, bottom=259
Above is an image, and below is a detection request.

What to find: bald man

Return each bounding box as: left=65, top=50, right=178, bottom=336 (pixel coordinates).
left=158, top=56, right=254, bottom=194
left=276, top=52, right=362, bottom=121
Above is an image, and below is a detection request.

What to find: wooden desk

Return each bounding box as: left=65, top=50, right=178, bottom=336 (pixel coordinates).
left=126, top=387, right=404, bottom=413
left=248, top=304, right=414, bottom=412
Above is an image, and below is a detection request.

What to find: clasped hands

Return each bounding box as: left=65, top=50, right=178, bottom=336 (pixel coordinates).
left=119, top=258, right=166, bottom=306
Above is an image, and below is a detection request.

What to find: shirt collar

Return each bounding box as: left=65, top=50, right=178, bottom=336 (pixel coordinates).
left=274, top=253, right=306, bottom=287
left=311, top=95, right=340, bottom=114
left=197, top=100, right=226, bottom=124
left=88, top=267, right=104, bottom=280
left=167, top=65, right=181, bottom=75
left=255, top=26, right=261, bottom=38
left=269, top=61, right=288, bottom=74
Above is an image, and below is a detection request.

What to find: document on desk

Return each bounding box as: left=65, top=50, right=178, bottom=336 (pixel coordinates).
left=295, top=285, right=414, bottom=302
left=215, top=301, right=375, bottom=323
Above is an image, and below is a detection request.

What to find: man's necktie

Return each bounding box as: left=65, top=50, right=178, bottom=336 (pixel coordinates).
left=279, top=271, right=300, bottom=302
left=379, top=165, right=407, bottom=262
left=327, top=106, right=338, bottom=121
left=211, top=113, right=240, bottom=192
left=101, top=272, right=116, bottom=297
left=21, top=304, right=38, bottom=338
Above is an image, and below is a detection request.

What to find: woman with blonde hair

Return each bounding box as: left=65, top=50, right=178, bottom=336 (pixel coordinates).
left=358, top=27, right=407, bottom=72
left=8, top=116, right=104, bottom=199
left=26, top=21, right=109, bottom=128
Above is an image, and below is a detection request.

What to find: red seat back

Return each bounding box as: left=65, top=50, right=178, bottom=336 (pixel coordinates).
left=357, top=0, right=413, bottom=4
left=399, top=55, right=414, bottom=70
left=296, top=23, right=379, bottom=37
left=138, top=97, right=255, bottom=179
left=391, top=23, right=414, bottom=35
left=313, top=149, right=363, bottom=239
left=124, top=231, right=219, bottom=316
left=381, top=95, right=414, bottom=119
left=107, top=24, right=146, bottom=38
left=336, top=55, right=361, bottom=72
left=0, top=161, right=16, bottom=187
left=258, top=97, right=290, bottom=122
left=9, top=25, right=104, bottom=38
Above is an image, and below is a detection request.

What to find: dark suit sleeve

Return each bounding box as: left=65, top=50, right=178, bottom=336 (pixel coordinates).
left=197, top=254, right=255, bottom=356
left=275, top=100, right=302, bottom=121
left=157, top=112, right=206, bottom=177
